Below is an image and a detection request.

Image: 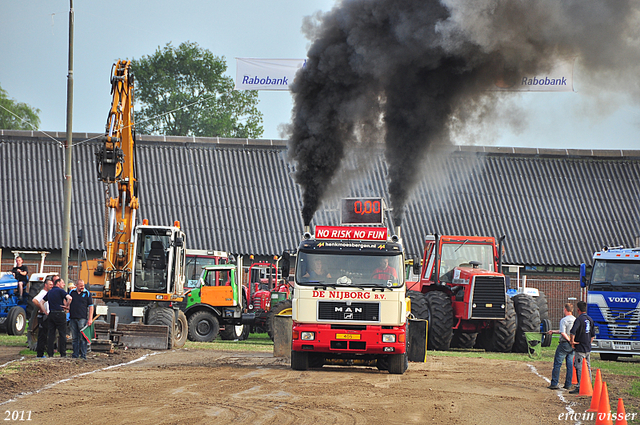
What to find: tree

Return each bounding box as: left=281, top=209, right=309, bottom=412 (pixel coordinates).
left=0, top=84, right=40, bottom=130
left=132, top=42, right=263, bottom=138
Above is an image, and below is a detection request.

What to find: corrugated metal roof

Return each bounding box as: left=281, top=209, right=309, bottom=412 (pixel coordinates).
left=1, top=131, right=639, bottom=267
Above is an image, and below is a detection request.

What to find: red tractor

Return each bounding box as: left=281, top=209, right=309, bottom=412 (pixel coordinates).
left=245, top=258, right=290, bottom=337
left=407, top=235, right=539, bottom=353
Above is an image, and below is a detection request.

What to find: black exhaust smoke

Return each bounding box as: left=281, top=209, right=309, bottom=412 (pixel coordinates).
left=287, top=0, right=639, bottom=226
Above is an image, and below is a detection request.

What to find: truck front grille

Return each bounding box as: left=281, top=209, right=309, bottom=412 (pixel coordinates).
left=470, top=276, right=506, bottom=319
left=318, top=301, right=380, bottom=322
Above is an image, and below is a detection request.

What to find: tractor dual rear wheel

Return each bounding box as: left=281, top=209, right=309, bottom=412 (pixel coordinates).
left=424, top=291, right=453, bottom=351
left=147, top=307, right=176, bottom=349
left=512, top=294, right=541, bottom=353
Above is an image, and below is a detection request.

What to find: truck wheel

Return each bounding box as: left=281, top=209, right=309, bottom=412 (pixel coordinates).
left=27, top=310, right=38, bottom=351
left=512, top=294, right=540, bottom=353
left=173, top=310, right=188, bottom=348
left=220, top=324, right=247, bottom=340
left=7, top=307, right=27, bottom=336
left=291, top=350, right=309, bottom=371
left=388, top=352, right=408, bottom=374
left=187, top=311, right=219, bottom=342
left=478, top=297, right=516, bottom=352
left=450, top=330, right=477, bottom=349
left=267, top=299, right=293, bottom=341
left=147, top=307, right=176, bottom=349
left=425, top=291, right=453, bottom=351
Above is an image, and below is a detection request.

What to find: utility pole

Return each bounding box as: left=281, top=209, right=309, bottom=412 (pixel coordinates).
left=61, top=0, right=74, bottom=285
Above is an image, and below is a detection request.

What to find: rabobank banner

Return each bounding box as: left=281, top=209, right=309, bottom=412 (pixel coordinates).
left=235, top=58, right=306, bottom=91
left=492, top=59, right=575, bottom=92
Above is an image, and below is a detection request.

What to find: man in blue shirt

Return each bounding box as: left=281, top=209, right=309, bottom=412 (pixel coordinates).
left=68, top=279, right=94, bottom=359
left=569, top=301, right=596, bottom=394
left=43, top=278, right=72, bottom=358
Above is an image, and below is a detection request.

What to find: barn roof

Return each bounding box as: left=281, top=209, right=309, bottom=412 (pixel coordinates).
left=1, top=130, right=639, bottom=267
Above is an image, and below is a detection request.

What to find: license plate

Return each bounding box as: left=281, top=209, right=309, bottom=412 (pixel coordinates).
left=613, top=343, right=631, bottom=350
left=336, top=333, right=361, bottom=340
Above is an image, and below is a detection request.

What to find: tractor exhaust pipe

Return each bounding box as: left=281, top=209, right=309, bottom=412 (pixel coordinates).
left=303, top=225, right=312, bottom=239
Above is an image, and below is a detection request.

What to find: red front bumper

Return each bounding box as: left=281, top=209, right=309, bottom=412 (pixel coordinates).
left=291, top=322, right=406, bottom=354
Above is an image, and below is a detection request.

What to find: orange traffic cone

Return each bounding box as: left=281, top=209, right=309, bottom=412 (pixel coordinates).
left=595, top=382, right=613, bottom=425
left=588, top=369, right=603, bottom=412
left=614, top=398, right=628, bottom=425
left=579, top=360, right=593, bottom=396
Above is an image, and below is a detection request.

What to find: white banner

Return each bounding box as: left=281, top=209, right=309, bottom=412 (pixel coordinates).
left=493, top=59, right=575, bottom=92
left=235, top=58, right=306, bottom=91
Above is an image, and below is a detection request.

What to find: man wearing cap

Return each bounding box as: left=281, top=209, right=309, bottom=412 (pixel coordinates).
left=32, top=278, right=54, bottom=358
left=68, top=279, right=93, bottom=359
left=43, top=278, right=72, bottom=358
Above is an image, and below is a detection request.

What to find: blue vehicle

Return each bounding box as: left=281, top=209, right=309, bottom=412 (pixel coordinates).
left=580, top=246, right=640, bottom=360
left=0, top=273, right=28, bottom=335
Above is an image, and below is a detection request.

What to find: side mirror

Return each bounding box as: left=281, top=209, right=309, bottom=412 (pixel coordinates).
left=412, top=260, right=420, bottom=276
left=579, top=263, right=587, bottom=288
left=281, top=251, right=290, bottom=279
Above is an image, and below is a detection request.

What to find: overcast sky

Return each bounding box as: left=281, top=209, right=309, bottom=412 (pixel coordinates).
left=1, top=0, right=638, bottom=150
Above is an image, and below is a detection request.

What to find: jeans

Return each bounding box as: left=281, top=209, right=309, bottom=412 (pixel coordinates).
left=550, top=340, right=574, bottom=387
left=70, top=318, right=88, bottom=359
left=574, top=351, right=591, bottom=386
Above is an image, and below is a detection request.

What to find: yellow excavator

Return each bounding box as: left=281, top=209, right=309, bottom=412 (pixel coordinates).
left=81, top=60, right=187, bottom=349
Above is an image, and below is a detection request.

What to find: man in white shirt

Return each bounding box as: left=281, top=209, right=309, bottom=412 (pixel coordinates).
left=547, top=303, right=576, bottom=390
left=32, top=278, right=54, bottom=358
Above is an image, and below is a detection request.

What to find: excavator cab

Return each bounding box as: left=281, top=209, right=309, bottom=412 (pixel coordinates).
left=132, top=225, right=185, bottom=296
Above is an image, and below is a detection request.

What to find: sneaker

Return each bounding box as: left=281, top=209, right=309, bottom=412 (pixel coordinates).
left=562, top=385, right=572, bottom=390
left=569, top=388, right=580, bottom=394
left=547, top=384, right=560, bottom=390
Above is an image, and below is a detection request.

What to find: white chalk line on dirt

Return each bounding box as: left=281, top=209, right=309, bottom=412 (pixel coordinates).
left=527, top=364, right=582, bottom=425
left=0, top=351, right=162, bottom=406
left=0, top=356, right=25, bottom=369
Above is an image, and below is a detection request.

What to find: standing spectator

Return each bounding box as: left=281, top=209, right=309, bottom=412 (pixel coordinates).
left=547, top=303, right=575, bottom=390
left=569, top=300, right=596, bottom=394
left=32, top=278, right=54, bottom=358
left=68, top=279, right=93, bottom=359
left=44, top=278, right=72, bottom=358
left=11, top=256, right=29, bottom=298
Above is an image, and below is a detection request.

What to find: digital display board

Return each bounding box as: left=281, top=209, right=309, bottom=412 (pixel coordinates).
left=341, top=198, right=384, bottom=225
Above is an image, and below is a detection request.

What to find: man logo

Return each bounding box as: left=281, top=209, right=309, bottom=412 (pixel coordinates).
left=344, top=313, right=353, bottom=319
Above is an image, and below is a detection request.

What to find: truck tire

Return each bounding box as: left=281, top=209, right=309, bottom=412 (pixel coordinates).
left=147, top=307, right=176, bottom=349
left=478, top=297, right=516, bottom=352
left=450, top=330, right=477, bottom=349
left=267, top=299, right=293, bottom=341
left=291, top=350, right=309, bottom=371
left=187, top=311, right=219, bottom=342
left=173, top=310, right=188, bottom=348
left=7, top=307, right=27, bottom=336
left=220, top=324, right=248, bottom=341
left=512, top=294, right=540, bottom=353
left=425, top=291, right=453, bottom=351
left=388, top=352, right=408, bottom=374
left=540, top=318, right=552, bottom=347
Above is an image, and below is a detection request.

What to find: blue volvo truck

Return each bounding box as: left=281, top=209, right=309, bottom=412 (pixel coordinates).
left=580, top=246, right=640, bottom=360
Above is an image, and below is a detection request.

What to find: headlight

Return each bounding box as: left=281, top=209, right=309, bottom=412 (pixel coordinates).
left=382, top=334, right=396, bottom=343
left=301, top=332, right=315, bottom=341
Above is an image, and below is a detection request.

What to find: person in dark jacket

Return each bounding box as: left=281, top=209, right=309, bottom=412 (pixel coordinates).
left=68, top=279, right=94, bottom=359
left=569, top=301, right=595, bottom=394
left=43, top=278, right=72, bottom=358
left=11, top=256, right=29, bottom=298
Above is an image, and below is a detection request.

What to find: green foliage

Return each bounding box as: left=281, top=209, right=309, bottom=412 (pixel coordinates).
left=0, top=84, right=40, bottom=130
left=131, top=41, right=263, bottom=138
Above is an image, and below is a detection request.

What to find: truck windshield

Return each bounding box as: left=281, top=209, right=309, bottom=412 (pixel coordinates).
left=296, top=253, right=403, bottom=288
left=439, top=243, right=495, bottom=282
left=591, top=260, right=640, bottom=288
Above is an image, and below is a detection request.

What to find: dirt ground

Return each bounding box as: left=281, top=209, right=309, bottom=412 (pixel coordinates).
left=1, top=347, right=636, bottom=425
